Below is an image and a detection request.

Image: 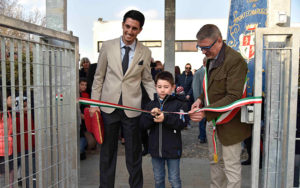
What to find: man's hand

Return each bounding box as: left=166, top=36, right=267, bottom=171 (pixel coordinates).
left=189, top=108, right=205, bottom=122
left=189, top=98, right=205, bottom=122
left=186, top=95, right=190, bottom=100
left=89, top=106, right=100, bottom=117
left=191, top=98, right=203, bottom=109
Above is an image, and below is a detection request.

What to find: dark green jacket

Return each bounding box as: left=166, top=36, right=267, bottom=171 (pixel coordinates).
left=200, top=43, right=251, bottom=146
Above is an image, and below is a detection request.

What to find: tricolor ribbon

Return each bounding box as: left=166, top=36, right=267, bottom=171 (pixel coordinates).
left=78, top=97, right=262, bottom=115
left=79, top=98, right=151, bottom=114
left=202, top=67, right=254, bottom=163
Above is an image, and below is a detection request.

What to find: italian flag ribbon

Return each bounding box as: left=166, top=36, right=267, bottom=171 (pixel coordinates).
left=202, top=67, right=262, bottom=163
left=78, top=97, right=262, bottom=115
left=78, top=98, right=151, bottom=113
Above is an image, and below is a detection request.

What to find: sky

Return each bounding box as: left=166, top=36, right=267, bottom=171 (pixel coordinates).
left=18, top=0, right=300, bottom=62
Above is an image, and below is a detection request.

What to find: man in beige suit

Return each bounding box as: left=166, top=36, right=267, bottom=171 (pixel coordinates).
left=90, top=10, right=155, bottom=188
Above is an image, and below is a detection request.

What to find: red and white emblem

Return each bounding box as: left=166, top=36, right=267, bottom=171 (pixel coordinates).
left=239, top=24, right=257, bottom=61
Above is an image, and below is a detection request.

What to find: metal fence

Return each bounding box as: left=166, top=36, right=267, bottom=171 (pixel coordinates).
left=0, top=15, right=79, bottom=188
left=253, top=28, right=300, bottom=188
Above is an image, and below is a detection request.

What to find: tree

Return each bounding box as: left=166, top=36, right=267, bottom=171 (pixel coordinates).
left=0, top=0, right=45, bottom=91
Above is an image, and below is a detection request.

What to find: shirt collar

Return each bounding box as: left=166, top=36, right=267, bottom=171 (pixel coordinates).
left=120, top=36, right=136, bottom=51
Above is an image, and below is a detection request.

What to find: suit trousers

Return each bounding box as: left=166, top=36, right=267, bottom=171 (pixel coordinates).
left=100, top=109, right=143, bottom=188
left=206, top=121, right=242, bottom=188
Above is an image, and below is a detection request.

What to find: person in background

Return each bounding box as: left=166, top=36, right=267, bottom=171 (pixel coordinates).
left=0, top=89, right=14, bottom=188
left=174, top=66, right=181, bottom=85
left=151, top=60, right=164, bottom=80
left=79, top=77, right=96, bottom=160
left=90, top=10, right=155, bottom=188
left=189, top=24, right=251, bottom=188
left=87, top=63, right=98, bottom=96
left=140, top=71, right=187, bottom=188
left=176, top=63, right=194, bottom=128
left=192, top=57, right=207, bottom=143
left=79, top=57, right=91, bottom=78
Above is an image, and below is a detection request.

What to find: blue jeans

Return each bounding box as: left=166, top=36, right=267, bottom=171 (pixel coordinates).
left=198, top=118, right=206, bottom=141
left=151, top=157, right=181, bottom=188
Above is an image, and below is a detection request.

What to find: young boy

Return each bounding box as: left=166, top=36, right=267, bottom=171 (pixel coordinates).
left=140, top=71, right=187, bottom=188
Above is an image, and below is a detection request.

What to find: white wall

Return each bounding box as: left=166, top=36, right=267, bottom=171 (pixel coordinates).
left=93, top=18, right=228, bottom=71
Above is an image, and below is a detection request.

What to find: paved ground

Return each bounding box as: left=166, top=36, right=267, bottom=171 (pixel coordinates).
left=79, top=122, right=252, bottom=188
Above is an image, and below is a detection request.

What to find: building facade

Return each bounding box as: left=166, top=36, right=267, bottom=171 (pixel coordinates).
left=93, top=18, right=228, bottom=71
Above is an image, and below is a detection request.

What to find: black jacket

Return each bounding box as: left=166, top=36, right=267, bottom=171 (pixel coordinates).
left=140, top=94, right=187, bottom=159
left=177, top=71, right=193, bottom=96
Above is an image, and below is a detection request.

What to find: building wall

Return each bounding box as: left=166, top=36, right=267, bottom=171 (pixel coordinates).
left=93, top=18, right=228, bottom=71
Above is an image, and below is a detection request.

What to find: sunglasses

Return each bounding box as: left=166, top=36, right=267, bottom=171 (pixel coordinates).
left=185, top=67, right=191, bottom=70
left=196, top=39, right=218, bottom=51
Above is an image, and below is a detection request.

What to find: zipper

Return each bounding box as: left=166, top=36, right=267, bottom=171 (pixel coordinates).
left=158, top=95, right=169, bottom=157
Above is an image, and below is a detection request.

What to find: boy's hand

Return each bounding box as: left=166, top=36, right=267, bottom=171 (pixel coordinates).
left=191, top=98, right=203, bottom=109
left=151, top=108, right=161, bottom=116
left=151, top=108, right=164, bottom=123
left=153, top=112, right=164, bottom=123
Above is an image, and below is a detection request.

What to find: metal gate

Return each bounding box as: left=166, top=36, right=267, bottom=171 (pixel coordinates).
left=252, top=27, right=300, bottom=188
left=0, top=15, right=79, bottom=188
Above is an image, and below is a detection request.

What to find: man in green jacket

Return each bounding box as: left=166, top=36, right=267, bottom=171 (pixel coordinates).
left=189, top=24, right=251, bottom=188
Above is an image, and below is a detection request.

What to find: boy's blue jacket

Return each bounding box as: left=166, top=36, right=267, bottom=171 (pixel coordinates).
left=140, top=94, right=187, bottom=159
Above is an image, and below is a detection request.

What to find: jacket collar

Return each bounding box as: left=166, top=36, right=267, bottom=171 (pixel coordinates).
left=207, top=42, right=226, bottom=88
left=209, top=42, right=226, bottom=71
left=153, top=93, right=183, bottom=103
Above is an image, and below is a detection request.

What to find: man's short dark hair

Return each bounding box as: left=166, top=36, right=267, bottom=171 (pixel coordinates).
left=123, top=10, right=145, bottom=28
left=155, top=71, right=175, bottom=86
left=196, top=24, right=222, bottom=41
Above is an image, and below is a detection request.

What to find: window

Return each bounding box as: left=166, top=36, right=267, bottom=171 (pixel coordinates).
left=140, top=41, right=162, bottom=47
left=175, top=41, right=198, bottom=52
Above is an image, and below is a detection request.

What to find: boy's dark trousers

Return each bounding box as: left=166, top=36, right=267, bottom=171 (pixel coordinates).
left=99, top=109, right=143, bottom=188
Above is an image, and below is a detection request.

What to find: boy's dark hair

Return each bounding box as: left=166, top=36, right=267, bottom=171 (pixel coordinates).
left=123, top=10, right=145, bottom=28
left=79, top=77, right=88, bottom=84
left=155, top=71, right=175, bottom=85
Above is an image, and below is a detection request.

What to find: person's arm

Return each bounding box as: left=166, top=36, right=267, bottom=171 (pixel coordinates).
left=141, top=50, right=156, bottom=101
left=192, top=70, right=201, bottom=101
left=90, top=42, right=108, bottom=116
left=139, top=102, right=157, bottom=130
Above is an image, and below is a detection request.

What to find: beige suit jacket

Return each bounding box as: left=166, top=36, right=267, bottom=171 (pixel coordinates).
left=91, top=37, right=156, bottom=118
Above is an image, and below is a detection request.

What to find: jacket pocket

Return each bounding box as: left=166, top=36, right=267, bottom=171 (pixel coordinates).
left=211, top=74, right=227, bottom=95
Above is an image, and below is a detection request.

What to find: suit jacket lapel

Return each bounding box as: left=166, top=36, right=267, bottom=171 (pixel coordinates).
left=124, top=41, right=142, bottom=77
left=112, top=38, right=123, bottom=77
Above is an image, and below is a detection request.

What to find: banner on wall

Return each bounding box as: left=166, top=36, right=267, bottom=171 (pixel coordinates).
left=226, top=0, right=267, bottom=96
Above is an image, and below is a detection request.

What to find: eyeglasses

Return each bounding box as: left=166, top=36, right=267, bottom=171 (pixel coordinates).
left=185, top=67, right=191, bottom=70
left=196, top=39, right=218, bottom=51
